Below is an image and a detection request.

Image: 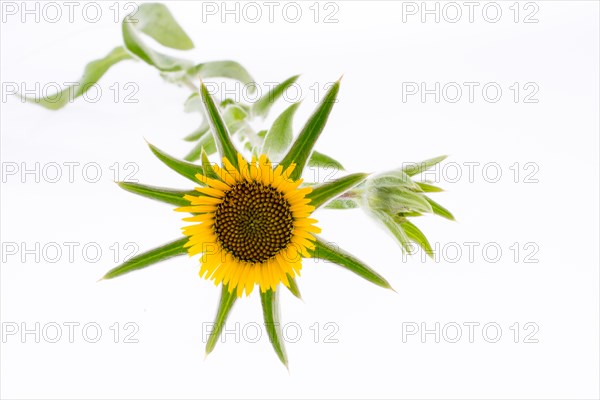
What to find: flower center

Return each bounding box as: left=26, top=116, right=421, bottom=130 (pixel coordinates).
left=214, top=181, right=294, bottom=263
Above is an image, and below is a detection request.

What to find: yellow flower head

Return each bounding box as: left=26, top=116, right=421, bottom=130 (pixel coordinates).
left=176, top=154, right=320, bottom=297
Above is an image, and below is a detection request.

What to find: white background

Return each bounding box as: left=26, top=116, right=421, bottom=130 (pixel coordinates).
left=1, top=1, right=599, bottom=399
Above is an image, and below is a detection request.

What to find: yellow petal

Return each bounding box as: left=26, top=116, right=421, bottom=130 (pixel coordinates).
left=195, top=186, right=225, bottom=198
left=282, top=163, right=296, bottom=178
left=237, top=265, right=250, bottom=297
left=249, top=156, right=259, bottom=181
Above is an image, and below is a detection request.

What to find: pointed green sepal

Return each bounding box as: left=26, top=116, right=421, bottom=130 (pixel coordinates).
left=425, top=196, right=455, bottom=221
left=261, top=288, right=289, bottom=368
left=308, top=151, right=345, bottom=170
left=400, top=219, right=434, bottom=257
left=101, top=237, right=188, bottom=280
left=117, top=182, right=193, bottom=207
left=281, top=79, right=340, bottom=181
left=199, top=82, right=239, bottom=168
left=307, top=173, right=368, bottom=209
left=253, top=75, right=300, bottom=118
left=200, top=148, right=220, bottom=180
left=373, top=210, right=412, bottom=253
left=402, top=155, right=448, bottom=177
left=206, top=284, right=237, bottom=356
left=310, top=236, right=393, bottom=290
left=285, top=275, right=302, bottom=299
left=147, top=142, right=204, bottom=183
left=416, top=182, right=444, bottom=192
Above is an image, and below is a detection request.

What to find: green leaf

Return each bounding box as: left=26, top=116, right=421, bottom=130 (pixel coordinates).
left=183, top=133, right=216, bottom=162
left=183, top=93, right=202, bottom=114
left=397, top=211, right=424, bottom=218
left=253, top=75, right=300, bottom=118
left=122, top=4, right=192, bottom=71
left=222, top=103, right=250, bottom=135
left=402, top=155, right=448, bottom=177
left=281, top=80, right=341, bottom=181
left=200, top=82, right=239, bottom=168
left=21, top=47, right=131, bottom=110
left=201, top=148, right=220, bottom=180
left=324, top=198, right=360, bottom=209
left=399, top=219, right=434, bottom=257
left=308, top=173, right=368, bottom=209
left=425, top=196, right=455, bottom=221
left=261, top=289, right=288, bottom=367
left=117, top=182, right=192, bottom=206
left=372, top=170, right=420, bottom=191
left=262, top=102, right=301, bottom=160
left=102, top=237, right=188, bottom=280
left=188, top=61, right=255, bottom=90
left=311, top=237, right=392, bottom=290
left=133, top=3, right=194, bottom=50
left=374, top=211, right=412, bottom=253
left=184, top=104, right=247, bottom=157
left=416, top=182, right=444, bottom=192
left=206, top=284, right=237, bottom=356
left=370, top=187, right=433, bottom=214
left=183, top=121, right=209, bottom=141
left=147, top=142, right=204, bottom=183
left=286, top=275, right=302, bottom=299
left=308, top=151, right=345, bottom=170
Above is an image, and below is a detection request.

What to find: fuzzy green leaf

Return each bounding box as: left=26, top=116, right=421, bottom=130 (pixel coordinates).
left=102, top=237, right=188, bottom=280
left=281, top=80, right=340, bottom=181
left=20, top=47, right=131, bottom=110
left=375, top=211, right=412, bottom=253
left=369, top=187, right=433, bottom=214
left=222, top=104, right=250, bottom=135
left=416, top=182, right=444, bottom=192
left=402, top=155, right=448, bottom=177
left=188, top=61, right=255, bottom=90
left=372, top=170, right=420, bottom=191
left=117, top=182, right=192, bottom=206
left=206, top=284, right=237, bottom=356
left=308, top=173, right=368, bottom=209
left=425, top=196, right=455, bottom=221
left=200, top=82, right=239, bottom=168
left=311, top=237, right=392, bottom=289
left=200, top=148, right=220, bottom=180
left=133, top=3, right=194, bottom=50
left=122, top=4, right=192, bottom=71
left=262, top=102, right=301, bottom=160
left=399, top=219, right=434, bottom=257
left=286, top=275, right=302, bottom=299
left=261, top=289, right=288, bottom=367
left=183, top=93, right=202, bottom=114
left=183, top=121, right=209, bottom=141
left=253, top=75, right=300, bottom=118
left=308, top=151, right=345, bottom=170
left=183, top=133, right=216, bottom=162
left=397, top=211, right=424, bottom=218
left=324, top=198, right=360, bottom=209
left=147, top=142, right=204, bottom=183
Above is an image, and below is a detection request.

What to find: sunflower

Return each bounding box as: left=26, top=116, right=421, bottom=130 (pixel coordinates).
left=103, top=79, right=452, bottom=366
left=175, top=153, right=320, bottom=297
